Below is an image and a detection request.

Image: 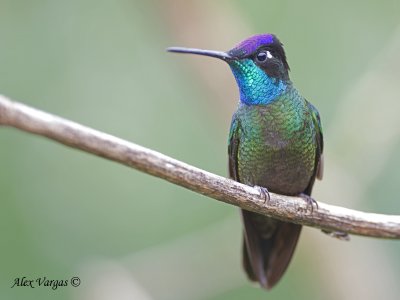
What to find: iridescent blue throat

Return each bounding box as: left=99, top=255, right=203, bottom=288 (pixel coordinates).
left=229, top=59, right=287, bottom=105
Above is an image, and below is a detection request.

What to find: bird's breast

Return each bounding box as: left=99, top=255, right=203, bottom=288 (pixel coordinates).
left=236, top=100, right=317, bottom=195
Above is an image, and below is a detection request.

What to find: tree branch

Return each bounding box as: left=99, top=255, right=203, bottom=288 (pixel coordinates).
left=1, top=95, right=399, bottom=238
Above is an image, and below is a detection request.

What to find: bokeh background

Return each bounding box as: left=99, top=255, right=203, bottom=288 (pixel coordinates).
left=1, top=1, right=400, bottom=299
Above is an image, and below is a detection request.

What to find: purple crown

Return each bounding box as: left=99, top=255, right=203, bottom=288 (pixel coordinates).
left=228, top=34, right=276, bottom=57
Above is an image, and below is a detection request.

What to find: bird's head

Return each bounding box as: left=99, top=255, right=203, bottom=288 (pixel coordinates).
left=168, top=34, right=291, bottom=105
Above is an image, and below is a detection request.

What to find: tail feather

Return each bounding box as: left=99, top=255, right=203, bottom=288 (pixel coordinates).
left=241, top=209, right=302, bottom=289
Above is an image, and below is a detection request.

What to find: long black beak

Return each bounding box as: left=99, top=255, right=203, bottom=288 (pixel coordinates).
left=167, top=47, right=232, bottom=61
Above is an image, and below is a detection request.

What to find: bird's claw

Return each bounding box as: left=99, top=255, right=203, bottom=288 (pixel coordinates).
left=321, top=229, right=350, bottom=241
left=254, top=185, right=270, bottom=204
left=299, top=193, right=318, bottom=213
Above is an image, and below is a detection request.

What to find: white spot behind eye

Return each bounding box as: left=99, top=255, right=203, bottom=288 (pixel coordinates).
left=267, top=51, right=273, bottom=59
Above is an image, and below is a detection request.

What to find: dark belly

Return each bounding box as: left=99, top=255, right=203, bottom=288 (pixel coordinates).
left=237, top=128, right=316, bottom=195
left=238, top=147, right=314, bottom=195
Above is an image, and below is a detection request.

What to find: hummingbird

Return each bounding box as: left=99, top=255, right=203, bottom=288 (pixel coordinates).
left=167, top=34, right=323, bottom=289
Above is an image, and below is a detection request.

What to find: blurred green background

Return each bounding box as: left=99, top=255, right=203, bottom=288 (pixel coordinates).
left=1, top=1, right=400, bottom=299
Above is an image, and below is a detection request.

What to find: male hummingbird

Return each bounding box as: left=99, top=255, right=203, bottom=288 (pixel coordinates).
left=168, top=34, right=323, bottom=289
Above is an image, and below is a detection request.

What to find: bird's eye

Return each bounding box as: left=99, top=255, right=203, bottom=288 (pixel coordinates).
left=255, top=50, right=273, bottom=63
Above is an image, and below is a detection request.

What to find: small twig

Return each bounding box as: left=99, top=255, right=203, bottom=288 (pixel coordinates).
left=1, top=95, right=399, bottom=238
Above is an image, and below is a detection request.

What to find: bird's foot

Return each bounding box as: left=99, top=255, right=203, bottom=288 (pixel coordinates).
left=254, top=185, right=270, bottom=204
left=299, top=193, right=318, bottom=213
left=321, top=229, right=350, bottom=241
